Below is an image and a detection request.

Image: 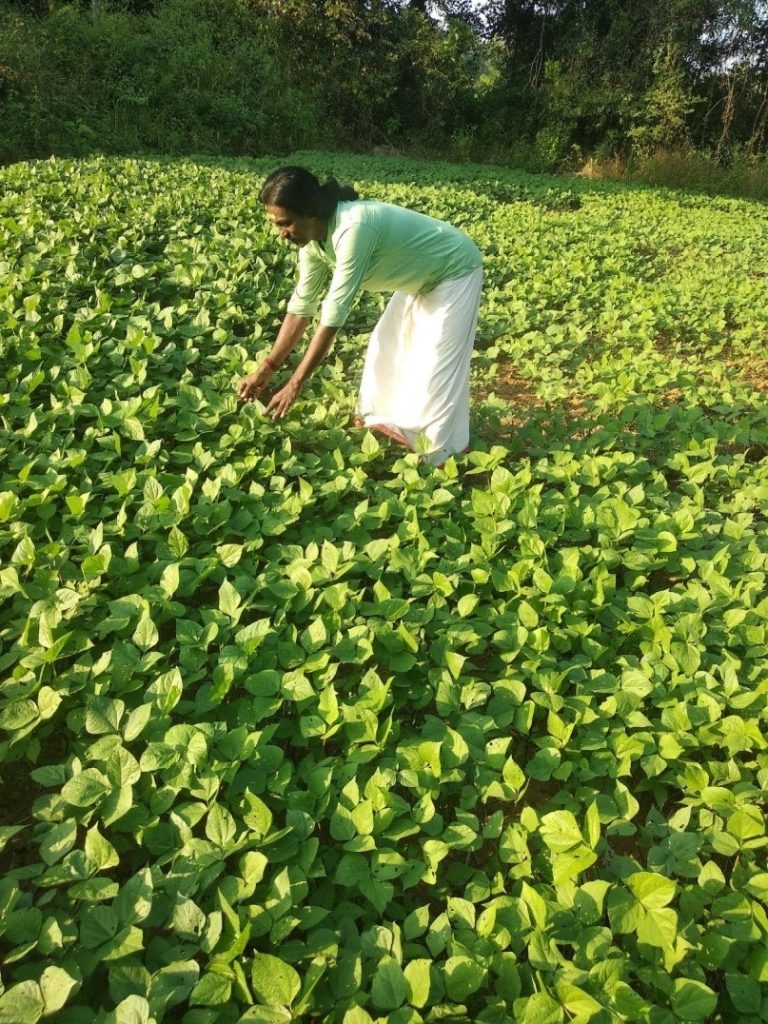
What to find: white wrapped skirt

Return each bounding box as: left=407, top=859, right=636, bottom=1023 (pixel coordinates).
left=356, top=267, right=483, bottom=463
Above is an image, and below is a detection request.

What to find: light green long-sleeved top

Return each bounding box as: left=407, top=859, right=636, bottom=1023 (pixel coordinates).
left=286, top=200, right=482, bottom=328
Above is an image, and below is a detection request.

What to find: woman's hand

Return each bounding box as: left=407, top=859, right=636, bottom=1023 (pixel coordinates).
left=238, top=362, right=274, bottom=402
left=266, top=379, right=302, bottom=420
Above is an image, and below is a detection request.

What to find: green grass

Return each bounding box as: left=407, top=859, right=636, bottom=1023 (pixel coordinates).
left=0, top=151, right=767, bottom=1024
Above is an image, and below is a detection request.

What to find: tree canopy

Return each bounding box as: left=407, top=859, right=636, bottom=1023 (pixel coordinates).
left=1, top=0, right=767, bottom=166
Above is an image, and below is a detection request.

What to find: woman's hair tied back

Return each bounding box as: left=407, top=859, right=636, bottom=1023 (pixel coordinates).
left=259, top=165, right=358, bottom=219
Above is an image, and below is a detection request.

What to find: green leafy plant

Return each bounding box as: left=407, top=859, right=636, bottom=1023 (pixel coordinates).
left=0, top=151, right=766, bottom=1024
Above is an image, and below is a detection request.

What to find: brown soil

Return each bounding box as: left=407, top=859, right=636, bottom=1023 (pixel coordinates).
left=650, top=332, right=768, bottom=394
left=473, top=363, right=589, bottom=431
left=732, top=355, right=768, bottom=392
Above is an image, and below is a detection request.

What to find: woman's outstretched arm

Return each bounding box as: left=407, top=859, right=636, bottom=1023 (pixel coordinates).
left=238, top=312, right=309, bottom=401
left=265, top=323, right=340, bottom=419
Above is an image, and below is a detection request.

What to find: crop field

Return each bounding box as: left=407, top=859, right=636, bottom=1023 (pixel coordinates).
left=0, top=151, right=767, bottom=1024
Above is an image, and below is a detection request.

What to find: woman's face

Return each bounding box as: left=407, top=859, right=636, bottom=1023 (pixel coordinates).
left=265, top=204, right=324, bottom=247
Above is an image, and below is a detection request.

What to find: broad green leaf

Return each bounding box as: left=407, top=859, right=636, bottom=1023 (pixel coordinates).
left=350, top=800, right=374, bottom=836
left=236, top=619, right=271, bottom=652
left=637, top=907, right=678, bottom=948
left=114, top=869, right=153, bottom=926
left=0, top=490, right=17, bottom=520
left=342, top=1010, right=374, bottom=1024
left=301, top=616, right=328, bottom=652
left=168, top=526, right=189, bottom=558
left=61, top=768, right=110, bottom=807
left=240, top=851, right=267, bottom=888
left=361, top=431, right=381, bottom=456
left=206, top=803, right=237, bottom=847
left=444, top=956, right=485, bottom=1001
left=217, top=543, right=244, bottom=567
left=147, top=667, right=183, bottom=712
left=725, top=973, right=762, bottom=1013
left=190, top=972, right=232, bottom=1006
left=85, top=826, right=120, bottom=869
left=585, top=801, right=601, bottom=849
left=38, top=686, right=62, bottom=720
left=404, top=905, right=430, bottom=940
left=173, top=898, right=207, bottom=941
left=447, top=897, right=476, bottom=929
left=626, top=872, right=677, bottom=909
left=160, top=563, right=180, bottom=598
left=0, top=981, right=44, bottom=1024
left=727, top=807, right=764, bottom=841
left=219, top=578, right=242, bottom=619
left=540, top=810, right=583, bottom=852
left=745, top=872, right=768, bottom=899
left=106, top=747, right=141, bottom=788
left=101, top=925, right=144, bottom=960
left=148, top=960, right=199, bottom=1013
left=555, top=982, right=603, bottom=1019
left=671, top=979, right=718, bottom=1021
left=236, top=1008, right=292, bottom=1023
left=80, top=905, right=119, bottom=948
left=108, top=995, right=151, bottom=1024
left=39, top=966, right=79, bottom=1015
left=70, top=878, right=119, bottom=902
left=123, top=703, right=153, bottom=741
left=520, top=882, right=549, bottom=929
left=699, top=861, right=726, bottom=894
left=12, top=536, right=36, bottom=567
left=40, top=820, right=78, bottom=865
left=404, top=959, right=431, bottom=1008
left=371, top=956, right=409, bottom=1011
left=132, top=613, right=158, bottom=650
left=518, top=600, right=539, bottom=628
left=242, top=791, right=273, bottom=837
left=518, top=991, right=565, bottom=1024
left=0, top=699, right=39, bottom=731
left=251, top=953, right=301, bottom=1007
left=86, top=696, right=125, bottom=735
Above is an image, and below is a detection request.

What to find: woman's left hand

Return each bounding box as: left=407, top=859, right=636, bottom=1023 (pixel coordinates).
left=266, top=379, right=302, bottom=420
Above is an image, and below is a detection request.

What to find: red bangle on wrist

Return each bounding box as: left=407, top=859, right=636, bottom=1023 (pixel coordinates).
left=263, top=356, right=278, bottom=371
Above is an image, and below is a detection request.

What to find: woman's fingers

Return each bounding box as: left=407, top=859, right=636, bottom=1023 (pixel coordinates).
left=266, top=393, right=288, bottom=418
left=265, top=391, right=279, bottom=415
left=239, top=374, right=297, bottom=416
left=238, top=365, right=274, bottom=401
left=266, top=383, right=299, bottom=419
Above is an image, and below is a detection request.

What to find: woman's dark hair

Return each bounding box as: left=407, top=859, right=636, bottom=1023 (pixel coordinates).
left=259, top=166, right=359, bottom=219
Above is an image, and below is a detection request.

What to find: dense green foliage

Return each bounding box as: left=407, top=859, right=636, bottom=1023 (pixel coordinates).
left=0, top=0, right=485, bottom=164
left=1, top=150, right=767, bottom=1022
left=2, top=0, right=768, bottom=184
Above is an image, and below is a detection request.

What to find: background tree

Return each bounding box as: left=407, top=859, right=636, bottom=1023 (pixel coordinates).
left=1, top=0, right=767, bottom=174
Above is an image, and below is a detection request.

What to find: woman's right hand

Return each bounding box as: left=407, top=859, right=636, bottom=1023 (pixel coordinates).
left=238, top=361, right=275, bottom=402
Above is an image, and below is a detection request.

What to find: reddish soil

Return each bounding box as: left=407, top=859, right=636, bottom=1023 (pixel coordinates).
left=733, top=355, right=768, bottom=392
left=473, top=363, right=589, bottom=430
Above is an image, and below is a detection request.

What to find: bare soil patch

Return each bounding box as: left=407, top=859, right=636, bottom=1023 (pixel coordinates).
left=732, top=354, right=768, bottom=392
left=651, top=334, right=768, bottom=394
left=473, top=363, right=588, bottom=428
